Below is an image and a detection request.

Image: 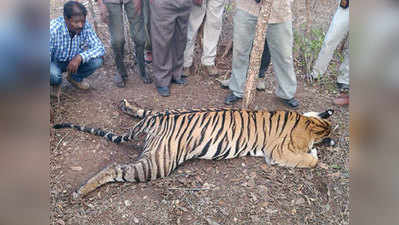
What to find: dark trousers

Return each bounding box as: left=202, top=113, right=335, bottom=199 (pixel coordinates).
left=150, top=0, right=192, bottom=88
left=259, top=40, right=271, bottom=78
left=50, top=57, right=103, bottom=86
left=106, top=1, right=146, bottom=78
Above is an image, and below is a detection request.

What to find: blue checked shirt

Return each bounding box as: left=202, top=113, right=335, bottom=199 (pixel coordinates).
left=49, top=16, right=105, bottom=63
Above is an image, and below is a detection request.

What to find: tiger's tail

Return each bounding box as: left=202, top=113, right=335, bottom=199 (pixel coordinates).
left=53, top=123, right=131, bottom=144
left=73, top=158, right=154, bottom=198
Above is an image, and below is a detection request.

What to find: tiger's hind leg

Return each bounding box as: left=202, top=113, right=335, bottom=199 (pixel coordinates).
left=119, top=99, right=153, bottom=118
left=73, top=157, right=154, bottom=198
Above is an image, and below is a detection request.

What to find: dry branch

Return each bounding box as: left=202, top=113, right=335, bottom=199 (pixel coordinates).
left=242, top=0, right=274, bottom=109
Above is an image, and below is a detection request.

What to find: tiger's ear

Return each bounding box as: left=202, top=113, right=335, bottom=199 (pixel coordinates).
left=318, top=109, right=334, bottom=119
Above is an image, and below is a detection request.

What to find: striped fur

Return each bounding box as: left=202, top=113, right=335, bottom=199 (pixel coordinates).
left=54, top=100, right=334, bottom=198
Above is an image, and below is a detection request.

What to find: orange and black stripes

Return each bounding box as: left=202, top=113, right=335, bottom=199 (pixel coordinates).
left=61, top=106, right=333, bottom=198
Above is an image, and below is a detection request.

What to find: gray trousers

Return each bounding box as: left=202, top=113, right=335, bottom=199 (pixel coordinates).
left=106, top=1, right=146, bottom=78
left=150, top=0, right=192, bottom=87
left=229, top=9, right=297, bottom=100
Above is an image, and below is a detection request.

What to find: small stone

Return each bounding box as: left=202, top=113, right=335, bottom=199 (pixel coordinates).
left=132, top=216, right=139, bottom=223
left=56, top=219, right=65, bottom=225
left=206, top=218, right=220, bottom=225
left=70, top=166, right=82, bottom=171
left=260, top=201, right=269, bottom=208
left=124, top=200, right=132, bottom=207
left=295, top=197, right=305, bottom=205
left=247, top=178, right=256, bottom=187
left=265, top=208, right=277, bottom=214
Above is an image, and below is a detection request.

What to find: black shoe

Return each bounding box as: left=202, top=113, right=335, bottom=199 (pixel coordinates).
left=157, top=86, right=170, bottom=97
left=172, top=77, right=186, bottom=85
left=336, top=82, right=349, bottom=91
left=224, top=93, right=242, bottom=105
left=140, top=72, right=152, bottom=84
left=114, top=74, right=127, bottom=88
left=279, top=97, right=300, bottom=108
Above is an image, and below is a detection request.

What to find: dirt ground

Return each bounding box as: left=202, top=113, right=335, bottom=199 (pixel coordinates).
left=50, top=1, right=349, bottom=224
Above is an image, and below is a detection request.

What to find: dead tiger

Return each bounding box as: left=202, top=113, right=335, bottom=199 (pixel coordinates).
left=53, top=99, right=335, bottom=198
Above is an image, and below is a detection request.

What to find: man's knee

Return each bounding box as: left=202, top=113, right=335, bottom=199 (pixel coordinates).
left=88, top=57, right=104, bottom=70
left=50, top=63, right=63, bottom=86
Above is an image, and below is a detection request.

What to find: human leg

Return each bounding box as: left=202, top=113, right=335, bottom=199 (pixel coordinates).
left=183, top=3, right=206, bottom=68
left=267, top=21, right=297, bottom=104
left=311, top=6, right=349, bottom=79
left=106, top=3, right=128, bottom=87
left=72, top=57, right=103, bottom=81
left=201, top=0, right=225, bottom=66
left=228, top=9, right=257, bottom=98
left=50, top=61, right=67, bottom=86
left=172, top=2, right=191, bottom=83
left=125, top=0, right=152, bottom=84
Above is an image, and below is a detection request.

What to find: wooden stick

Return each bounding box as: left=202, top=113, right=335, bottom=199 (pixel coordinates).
left=242, top=0, right=274, bottom=109
left=54, top=131, right=71, bottom=152
left=168, top=187, right=210, bottom=191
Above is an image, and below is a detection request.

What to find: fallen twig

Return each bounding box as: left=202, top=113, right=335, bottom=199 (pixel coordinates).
left=54, top=131, right=71, bottom=152
left=168, top=187, right=210, bottom=191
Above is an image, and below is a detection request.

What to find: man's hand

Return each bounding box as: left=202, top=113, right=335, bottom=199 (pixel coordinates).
left=67, top=55, right=83, bottom=75
left=133, top=0, right=142, bottom=14
left=99, top=3, right=109, bottom=24
left=192, top=0, right=202, bottom=6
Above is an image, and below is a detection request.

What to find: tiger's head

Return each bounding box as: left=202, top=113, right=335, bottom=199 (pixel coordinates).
left=303, top=109, right=335, bottom=146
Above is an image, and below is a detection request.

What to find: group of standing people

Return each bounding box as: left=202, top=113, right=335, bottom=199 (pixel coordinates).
left=50, top=0, right=349, bottom=107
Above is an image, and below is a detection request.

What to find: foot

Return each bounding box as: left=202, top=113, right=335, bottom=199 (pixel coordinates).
left=256, top=79, right=265, bottom=91
left=204, top=65, right=219, bottom=76
left=144, top=49, right=152, bottom=64
left=218, top=79, right=229, bottom=89
left=279, top=97, right=300, bottom=108
left=114, top=73, right=127, bottom=88
left=224, top=93, right=242, bottom=105
left=333, top=93, right=349, bottom=106
left=182, top=67, right=191, bottom=77
left=305, top=72, right=319, bottom=83
left=66, top=75, right=90, bottom=90
left=157, top=86, right=170, bottom=97
left=172, top=77, right=186, bottom=85
left=336, top=82, right=349, bottom=92
left=140, top=72, right=152, bottom=84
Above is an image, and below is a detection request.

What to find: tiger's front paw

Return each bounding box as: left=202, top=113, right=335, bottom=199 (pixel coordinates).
left=310, top=148, right=318, bottom=159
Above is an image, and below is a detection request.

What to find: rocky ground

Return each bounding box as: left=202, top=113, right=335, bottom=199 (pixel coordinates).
left=50, top=1, right=349, bottom=224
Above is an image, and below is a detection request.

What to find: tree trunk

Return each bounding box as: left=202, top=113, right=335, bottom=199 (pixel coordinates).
left=242, top=0, right=274, bottom=109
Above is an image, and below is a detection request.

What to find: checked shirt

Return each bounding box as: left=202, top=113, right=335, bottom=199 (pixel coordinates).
left=50, top=16, right=105, bottom=63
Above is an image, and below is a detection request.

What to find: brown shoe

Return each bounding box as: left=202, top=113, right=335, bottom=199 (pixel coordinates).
left=333, top=94, right=349, bottom=106
left=204, top=65, right=219, bottom=76
left=183, top=67, right=191, bottom=77
left=66, top=74, right=90, bottom=90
